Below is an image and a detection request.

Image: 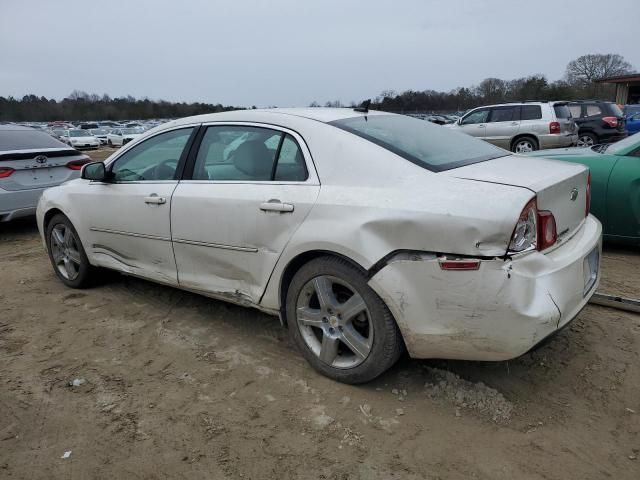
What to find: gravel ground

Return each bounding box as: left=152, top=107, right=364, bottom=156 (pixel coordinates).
left=0, top=162, right=639, bottom=478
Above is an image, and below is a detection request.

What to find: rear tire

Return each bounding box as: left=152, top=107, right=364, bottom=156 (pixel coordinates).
left=286, top=256, right=404, bottom=384
left=46, top=214, right=97, bottom=288
left=577, top=132, right=597, bottom=148
left=511, top=136, right=538, bottom=153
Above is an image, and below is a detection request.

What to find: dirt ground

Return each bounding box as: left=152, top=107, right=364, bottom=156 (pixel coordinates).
left=1, top=152, right=639, bottom=479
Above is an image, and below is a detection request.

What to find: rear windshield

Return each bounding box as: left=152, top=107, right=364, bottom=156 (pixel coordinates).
left=553, top=104, right=572, bottom=119
left=329, top=114, right=507, bottom=172
left=0, top=129, right=68, bottom=151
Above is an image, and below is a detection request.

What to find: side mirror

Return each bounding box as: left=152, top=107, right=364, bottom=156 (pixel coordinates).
left=81, top=162, right=107, bottom=181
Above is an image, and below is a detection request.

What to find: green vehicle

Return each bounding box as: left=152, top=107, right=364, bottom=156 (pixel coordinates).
left=527, top=132, right=640, bottom=245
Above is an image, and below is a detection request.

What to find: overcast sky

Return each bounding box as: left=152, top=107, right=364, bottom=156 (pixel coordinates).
left=1, top=0, right=638, bottom=107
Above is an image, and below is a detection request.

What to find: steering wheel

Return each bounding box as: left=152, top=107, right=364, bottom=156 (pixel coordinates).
left=149, top=158, right=178, bottom=180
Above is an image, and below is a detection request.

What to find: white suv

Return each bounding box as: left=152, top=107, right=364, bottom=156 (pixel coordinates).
left=449, top=101, right=578, bottom=152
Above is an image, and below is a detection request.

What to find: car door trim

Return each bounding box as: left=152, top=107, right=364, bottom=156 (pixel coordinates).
left=172, top=237, right=258, bottom=252
left=89, top=227, right=171, bottom=242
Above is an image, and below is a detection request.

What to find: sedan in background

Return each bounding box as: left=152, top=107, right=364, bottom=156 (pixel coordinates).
left=89, top=128, right=110, bottom=145
left=37, top=108, right=600, bottom=383
left=106, top=128, right=143, bottom=147
left=61, top=129, right=100, bottom=149
left=528, top=132, right=640, bottom=245
left=0, top=124, right=90, bottom=221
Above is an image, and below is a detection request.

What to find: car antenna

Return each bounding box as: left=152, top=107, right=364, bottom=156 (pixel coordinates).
left=354, top=99, right=371, bottom=113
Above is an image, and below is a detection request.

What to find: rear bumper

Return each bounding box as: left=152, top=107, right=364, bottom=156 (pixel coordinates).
left=539, top=133, right=578, bottom=149
left=368, top=215, right=602, bottom=361
left=0, top=187, right=46, bottom=221
left=599, top=131, right=627, bottom=143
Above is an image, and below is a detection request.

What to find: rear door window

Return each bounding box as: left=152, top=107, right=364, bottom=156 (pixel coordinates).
left=520, top=105, right=542, bottom=120
left=488, top=106, right=517, bottom=122
left=569, top=105, right=583, bottom=118
left=586, top=105, right=603, bottom=116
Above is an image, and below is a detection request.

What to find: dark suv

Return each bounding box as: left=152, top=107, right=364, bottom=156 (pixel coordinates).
left=568, top=101, right=627, bottom=147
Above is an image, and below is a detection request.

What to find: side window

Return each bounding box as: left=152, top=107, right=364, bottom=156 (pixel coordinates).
left=461, top=109, right=489, bottom=125
left=520, top=105, right=542, bottom=120
left=488, top=107, right=516, bottom=123
left=586, top=105, right=603, bottom=116
left=274, top=134, right=307, bottom=181
left=569, top=105, right=582, bottom=118
left=192, top=126, right=307, bottom=182
left=110, top=127, right=194, bottom=182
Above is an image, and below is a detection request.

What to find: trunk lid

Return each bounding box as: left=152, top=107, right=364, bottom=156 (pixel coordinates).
left=442, top=154, right=589, bottom=242
left=0, top=148, right=89, bottom=191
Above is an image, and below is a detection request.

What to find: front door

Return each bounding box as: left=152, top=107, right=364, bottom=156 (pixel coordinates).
left=171, top=124, right=320, bottom=303
left=77, top=126, right=196, bottom=284
left=457, top=107, right=489, bottom=139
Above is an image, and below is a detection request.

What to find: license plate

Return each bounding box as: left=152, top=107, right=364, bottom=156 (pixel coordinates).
left=583, top=247, right=599, bottom=296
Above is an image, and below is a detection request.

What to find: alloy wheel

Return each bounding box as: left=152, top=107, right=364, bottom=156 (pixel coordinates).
left=295, top=275, right=373, bottom=369
left=577, top=135, right=595, bottom=148
left=515, top=140, right=534, bottom=153
left=50, top=224, right=82, bottom=280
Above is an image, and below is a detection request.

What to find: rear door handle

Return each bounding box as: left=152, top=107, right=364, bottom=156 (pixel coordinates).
left=260, top=200, right=294, bottom=213
left=144, top=194, right=166, bottom=205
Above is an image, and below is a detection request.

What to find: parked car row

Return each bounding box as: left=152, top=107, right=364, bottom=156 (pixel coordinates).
left=448, top=100, right=636, bottom=152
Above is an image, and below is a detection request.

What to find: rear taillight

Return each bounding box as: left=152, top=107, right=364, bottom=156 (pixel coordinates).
left=0, top=167, right=15, bottom=178
left=602, top=116, right=618, bottom=128
left=585, top=172, right=591, bottom=217
left=66, top=159, right=90, bottom=170
left=508, top=197, right=557, bottom=253
left=537, top=211, right=557, bottom=251
left=549, top=121, right=561, bottom=134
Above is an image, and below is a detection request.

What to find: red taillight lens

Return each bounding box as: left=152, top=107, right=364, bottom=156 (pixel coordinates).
left=537, top=210, right=557, bottom=250
left=0, top=167, right=15, bottom=178
left=549, top=121, right=561, bottom=134
left=439, top=259, right=481, bottom=271
left=602, top=116, right=618, bottom=128
left=585, top=172, right=591, bottom=217
left=66, top=159, right=90, bottom=170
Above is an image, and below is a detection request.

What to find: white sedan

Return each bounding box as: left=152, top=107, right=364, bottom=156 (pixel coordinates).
left=36, top=108, right=601, bottom=383
left=60, top=129, right=100, bottom=149
left=106, top=127, right=143, bottom=147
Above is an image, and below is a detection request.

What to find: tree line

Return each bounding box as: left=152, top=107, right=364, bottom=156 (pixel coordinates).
left=1, top=53, right=635, bottom=121
left=0, top=92, right=241, bottom=122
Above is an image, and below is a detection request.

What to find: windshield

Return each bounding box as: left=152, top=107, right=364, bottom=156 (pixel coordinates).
left=605, top=131, right=640, bottom=155
left=90, top=128, right=109, bottom=135
left=121, top=128, right=140, bottom=134
left=69, top=130, right=89, bottom=137
left=329, top=114, right=507, bottom=172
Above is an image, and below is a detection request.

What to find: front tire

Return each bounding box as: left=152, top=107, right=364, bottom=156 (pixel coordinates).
left=511, top=136, right=538, bottom=153
left=46, top=214, right=96, bottom=288
left=286, top=256, right=404, bottom=384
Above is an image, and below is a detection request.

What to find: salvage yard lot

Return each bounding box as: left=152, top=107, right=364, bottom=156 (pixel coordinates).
left=0, top=150, right=638, bottom=479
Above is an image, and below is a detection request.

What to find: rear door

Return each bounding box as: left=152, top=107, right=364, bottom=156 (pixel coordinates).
left=171, top=123, right=320, bottom=304
left=484, top=106, right=520, bottom=149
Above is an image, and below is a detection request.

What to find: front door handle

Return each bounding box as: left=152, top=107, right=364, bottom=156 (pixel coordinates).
left=260, top=200, right=294, bottom=213
left=144, top=194, right=166, bottom=205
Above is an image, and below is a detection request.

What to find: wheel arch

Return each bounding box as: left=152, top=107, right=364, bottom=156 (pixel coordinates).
left=277, top=249, right=368, bottom=325
left=510, top=133, right=539, bottom=151
left=43, top=207, right=66, bottom=231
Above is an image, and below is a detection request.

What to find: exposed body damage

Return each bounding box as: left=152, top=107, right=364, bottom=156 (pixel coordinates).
left=368, top=216, right=602, bottom=360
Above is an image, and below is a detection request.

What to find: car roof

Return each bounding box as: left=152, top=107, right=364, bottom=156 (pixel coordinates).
left=163, top=108, right=390, bottom=129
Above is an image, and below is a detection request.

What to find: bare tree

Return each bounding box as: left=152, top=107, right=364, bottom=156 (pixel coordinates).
left=565, top=54, right=634, bottom=85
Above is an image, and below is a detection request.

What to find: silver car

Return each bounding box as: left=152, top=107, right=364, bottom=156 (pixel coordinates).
left=0, top=125, right=90, bottom=221
left=449, top=101, right=578, bottom=152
